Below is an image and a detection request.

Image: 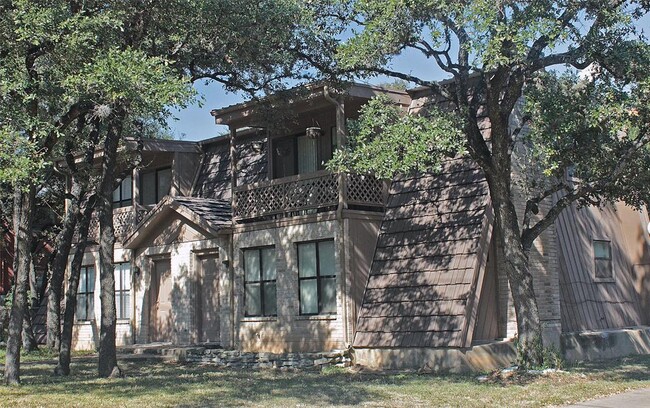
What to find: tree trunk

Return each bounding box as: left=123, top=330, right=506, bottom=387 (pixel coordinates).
left=55, top=197, right=94, bottom=376
left=488, top=177, right=543, bottom=366
left=21, top=303, right=38, bottom=352
left=4, top=186, right=35, bottom=385
left=47, top=182, right=81, bottom=351
left=96, top=121, right=122, bottom=378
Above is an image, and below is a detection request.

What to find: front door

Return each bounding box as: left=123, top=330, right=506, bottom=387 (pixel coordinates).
left=149, top=258, right=172, bottom=342
left=197, top=255, right=220, bottom=343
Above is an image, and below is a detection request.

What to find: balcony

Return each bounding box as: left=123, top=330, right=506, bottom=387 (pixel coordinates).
left=85, top=205, right=149, bottom=243
left=233, top=170, right=387, bottom=221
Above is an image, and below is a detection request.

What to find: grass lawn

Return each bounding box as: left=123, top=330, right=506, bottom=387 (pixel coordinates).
left=0, top=353, right=648, bottom=407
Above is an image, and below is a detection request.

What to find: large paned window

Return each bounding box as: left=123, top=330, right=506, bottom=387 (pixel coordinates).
left=593, top=240, right=613, bottom=280
left=112, top=175, right=133, bottom=208
left=114, top=262, right=131, bottom=320
left=272, top=130, right=336, bottom=179
left=298, top=240, right=336, bottom=315
left=77, top=265, right=95, bottom=321
left=244, top=247, right=277, bottom=317
left=141, top=167, right=171, bottom=206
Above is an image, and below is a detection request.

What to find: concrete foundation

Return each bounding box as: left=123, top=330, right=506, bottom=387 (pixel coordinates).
left=561, top=326, right=650, bottom=362
left=353, top=341, right=516, bottom=373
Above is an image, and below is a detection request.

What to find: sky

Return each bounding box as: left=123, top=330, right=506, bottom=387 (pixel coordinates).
left=166, top=48, right=441, bottom=141
left=167, top=14, right=650, bottom=142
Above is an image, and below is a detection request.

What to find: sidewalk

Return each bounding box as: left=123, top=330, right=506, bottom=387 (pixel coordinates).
left=564, top=388, right=650, bottom=407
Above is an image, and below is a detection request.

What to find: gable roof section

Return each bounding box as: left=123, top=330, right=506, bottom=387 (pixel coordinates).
left=123, top=196, right=232, bottom=249
left=353, top=158, right=493, bottom=349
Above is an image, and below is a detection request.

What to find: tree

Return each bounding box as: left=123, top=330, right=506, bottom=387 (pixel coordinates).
left=319, top=0, right=650, bottom=364
left=2, top=0, right=319, bottom=382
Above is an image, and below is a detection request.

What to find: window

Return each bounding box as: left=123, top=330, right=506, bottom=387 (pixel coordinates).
left=112, top=175, right=133, bottom=208
left=141, top=167, right=171, bottom=206
left=272, top=131, right=336, bottom=179
left=298, top=240, right=336, bottom=315
left=593, top=240, right=613, bottom=280
left=77, top=265, right=95, bottom=321
left=243, top=247, right=277, bottom=317
left=114, top=262, right=131, bottom=320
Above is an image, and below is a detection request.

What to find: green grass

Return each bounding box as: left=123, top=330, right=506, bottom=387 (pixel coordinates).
left=0, top=353, right=648, bottom=407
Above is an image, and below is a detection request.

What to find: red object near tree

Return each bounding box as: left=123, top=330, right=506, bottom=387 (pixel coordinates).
left=0, top=222, right=14, bottom=296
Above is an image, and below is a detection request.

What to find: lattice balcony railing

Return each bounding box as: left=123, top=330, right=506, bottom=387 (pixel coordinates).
left=233, top=171, right=387, bottom=221
left=82, top=206, right=149, bottom=243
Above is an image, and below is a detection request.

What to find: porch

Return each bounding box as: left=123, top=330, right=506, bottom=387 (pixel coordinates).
left=232, top=170, right=388, bottom=222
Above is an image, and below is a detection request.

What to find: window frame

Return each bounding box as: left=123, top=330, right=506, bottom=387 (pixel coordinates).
left=297, top=239, right=337, bottom=316
left=140, top=166, right=172, bottom=206
left=114, top=262, right=131, bottom=320
left=243, top=246, right=277, bottom=317
left=77, top=265, right=95, bottom=321
left=593, top=239, right=614, bottom=282
left=112, top=175, right=133, bottom=208
left=271, top=132, right=336, bottom=179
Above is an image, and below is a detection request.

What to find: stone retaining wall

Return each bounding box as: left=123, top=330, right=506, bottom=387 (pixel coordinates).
left=185, top=348, right=352, bottom=370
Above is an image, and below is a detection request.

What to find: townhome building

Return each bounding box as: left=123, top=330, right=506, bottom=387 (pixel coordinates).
left=66, top=82, right=650, bottom=370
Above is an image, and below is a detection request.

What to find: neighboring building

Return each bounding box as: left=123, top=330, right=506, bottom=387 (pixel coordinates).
left=0, top=221, right=13, bottom=296
left=65, top=82, right=650, bottom=369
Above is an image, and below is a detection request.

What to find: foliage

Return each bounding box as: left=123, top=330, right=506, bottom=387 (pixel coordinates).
left=314, top=0, right=650, bottom=366
left=330, top=95, right=465, bottom=178
left=522, top=71, right=650, bottom=209
left=514, top=334, right=565, bottom=370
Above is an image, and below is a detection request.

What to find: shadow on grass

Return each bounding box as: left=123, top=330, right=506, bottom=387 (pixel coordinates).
left=5, top=354, right=650, bottom=406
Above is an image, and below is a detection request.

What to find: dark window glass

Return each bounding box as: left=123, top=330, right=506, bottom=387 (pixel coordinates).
left=112, top=176, right=133, bottom=208
left=298, top=240, right=336, bottom=315
left=594, top=240, right=613, bottom=280
left=244, top=247, right=277, bottom=316
left=141, top=167, right=171, bottom=206
left=114, top=262, right=131, bottom=320
left=272, top=132, right=336, bottom=179
left=77, top=265, right=95, bottom=321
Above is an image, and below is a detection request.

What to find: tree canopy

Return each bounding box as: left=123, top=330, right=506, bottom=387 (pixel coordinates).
left=319, top=0, right=650, bottom=365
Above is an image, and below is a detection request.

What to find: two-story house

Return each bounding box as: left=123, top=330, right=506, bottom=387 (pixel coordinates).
left=68, top=82, right=650, bottom=370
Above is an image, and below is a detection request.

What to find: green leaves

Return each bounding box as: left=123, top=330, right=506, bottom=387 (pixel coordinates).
left=329, top=95, right=465, bottom=178
left=523, top=69, right=650, bottom=207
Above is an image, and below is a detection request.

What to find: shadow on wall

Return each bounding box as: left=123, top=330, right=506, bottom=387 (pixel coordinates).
left=355, top=159, right=494, bottom=354
left=558, top=202, right=647, bottom=333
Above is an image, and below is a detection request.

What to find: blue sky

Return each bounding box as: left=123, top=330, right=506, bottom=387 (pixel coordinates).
left=167, top=48, right=440, bottom=141
left=167, top=14, right=650, bottom=141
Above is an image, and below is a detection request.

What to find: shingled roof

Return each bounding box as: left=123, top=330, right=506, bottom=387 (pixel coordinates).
left=123, top=196, right=232, bottom=249
left=354, top=158, right=493, bottom=349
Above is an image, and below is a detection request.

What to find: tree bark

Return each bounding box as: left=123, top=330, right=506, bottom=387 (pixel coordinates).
left=4, top=186, right=35, bottom=385
left=55, top=196, right=94, bottom=376
left=96, top=119, right=122, bottom=378
left=486, top=172, right=544, bottom=366
left=47, top=182, right=81, bottom=351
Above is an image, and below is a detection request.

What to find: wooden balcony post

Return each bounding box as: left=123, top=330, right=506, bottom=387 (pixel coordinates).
left=229, top=126, right=237, bottom=221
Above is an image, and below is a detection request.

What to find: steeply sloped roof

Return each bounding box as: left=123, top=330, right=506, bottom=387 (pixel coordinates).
left=123, top=196, right=232, bottom=248
left=354, top=158, right=493, bottom=349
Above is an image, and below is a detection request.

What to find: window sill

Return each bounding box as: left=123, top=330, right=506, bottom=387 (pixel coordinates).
left=594, top=277, right=615, bottom=283
left=241, top=316, right=277, bottom=323
left=295, top=314, right=337, bottom=321
left=74, top=320, right=95, bottom=325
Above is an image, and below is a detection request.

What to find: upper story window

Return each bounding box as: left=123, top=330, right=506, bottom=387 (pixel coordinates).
left=141, top=167, right=171, bottom=206
left=112, top=176, right=133, bottom=209
left=298, top=239, right=336, bottom=315
left=77, top=265, right=95, bottom=321
left=593, top=240, right=613, bottom=281
left=272, top=128, right=336, bottom=179
left=243, top=247, right=277, bottom=317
